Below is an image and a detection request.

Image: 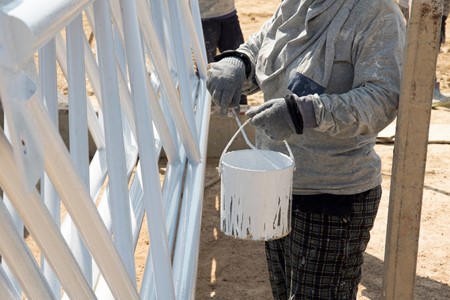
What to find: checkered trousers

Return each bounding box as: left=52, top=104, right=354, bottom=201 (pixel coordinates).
left=265, top=186, right=382, bottom=300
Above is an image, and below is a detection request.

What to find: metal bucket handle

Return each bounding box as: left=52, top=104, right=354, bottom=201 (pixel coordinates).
left=219, top=112, right=295, bottom=174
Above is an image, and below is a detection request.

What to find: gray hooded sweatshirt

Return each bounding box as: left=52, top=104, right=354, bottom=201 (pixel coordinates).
left=237, top=0, right=406, bottom=195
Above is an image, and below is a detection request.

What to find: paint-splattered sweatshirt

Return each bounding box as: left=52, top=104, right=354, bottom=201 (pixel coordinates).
left=237, top=0, right=406, bottom=195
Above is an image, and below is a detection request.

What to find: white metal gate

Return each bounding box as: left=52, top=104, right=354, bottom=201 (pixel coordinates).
left=0, top=0, right=210, bottom=299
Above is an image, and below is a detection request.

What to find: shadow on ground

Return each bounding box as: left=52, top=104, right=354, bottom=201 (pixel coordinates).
left=361, top=253, right=450, bottom=299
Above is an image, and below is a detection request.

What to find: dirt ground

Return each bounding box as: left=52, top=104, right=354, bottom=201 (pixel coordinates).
left=194, top=1, right=450, bottom=299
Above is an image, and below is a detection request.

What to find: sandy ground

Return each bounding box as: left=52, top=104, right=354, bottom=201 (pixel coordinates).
left=194, top=1, right=450, bottom=299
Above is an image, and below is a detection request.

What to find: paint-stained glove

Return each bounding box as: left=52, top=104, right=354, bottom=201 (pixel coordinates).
left=206, top=57, right=246, bottom=116
left=246, top=98, right=297, bottom=141
left=246, top=95, right=317, bottom=141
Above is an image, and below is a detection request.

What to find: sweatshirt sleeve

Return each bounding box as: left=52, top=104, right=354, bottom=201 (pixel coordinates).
left=313, top=8, right=406, bottom=137
left=235, top=6, right=283, bottom=95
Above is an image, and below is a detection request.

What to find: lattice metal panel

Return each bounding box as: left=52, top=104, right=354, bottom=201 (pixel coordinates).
left=0, top=0, right=209, bottom=299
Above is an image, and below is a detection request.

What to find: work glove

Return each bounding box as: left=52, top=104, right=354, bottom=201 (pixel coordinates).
left=246, top=98, right=297, bottom=141
left=206, top=57, right=246, bottom=116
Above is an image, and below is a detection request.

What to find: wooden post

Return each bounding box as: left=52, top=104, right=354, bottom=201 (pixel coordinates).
left=382, top=0, right=443, bottom=299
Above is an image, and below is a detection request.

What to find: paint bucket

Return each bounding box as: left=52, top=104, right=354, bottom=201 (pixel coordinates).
left=219, top=119, right=294, bottom=241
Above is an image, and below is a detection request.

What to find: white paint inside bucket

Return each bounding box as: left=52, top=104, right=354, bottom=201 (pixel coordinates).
left=220, top=149, right=294, bottom=241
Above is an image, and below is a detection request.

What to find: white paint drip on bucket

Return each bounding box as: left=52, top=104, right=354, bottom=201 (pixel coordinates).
left=219, top=118, right=294, bottom=241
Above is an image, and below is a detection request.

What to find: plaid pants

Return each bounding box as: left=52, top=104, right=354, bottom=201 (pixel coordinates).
left=265, top=186, right=382, bottom=300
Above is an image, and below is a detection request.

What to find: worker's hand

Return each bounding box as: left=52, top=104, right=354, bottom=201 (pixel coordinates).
left=206, top=57, right=246, bottom=116
left=246, top=98, right=296, bottom=141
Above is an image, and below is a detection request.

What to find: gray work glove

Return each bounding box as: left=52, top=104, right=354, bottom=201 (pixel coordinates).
left=206, top=57, right=246, bottom=116
left=246, top=98, right=296, bottom=141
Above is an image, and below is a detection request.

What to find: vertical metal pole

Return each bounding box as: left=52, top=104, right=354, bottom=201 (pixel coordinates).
left=136, top=0, right=193, bottom=162
left=92, top=0, right=136, bottom=280
left=39, top=37, right=62, bottom=297
left=182, top=0, right=207, bottom=77
left=66, top=15, right=92, bottom=286
left=172, top=41, right=211, bottom=300
left=56, top=32, right=106, bottom=150
left=382, top=0, right=443, bottom=299
left=118, top=0, right=176, bottom=298
left=166, top=0, right=199, bottom=136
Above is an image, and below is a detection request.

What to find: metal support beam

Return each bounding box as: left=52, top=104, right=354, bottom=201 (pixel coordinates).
left=0, top=0, right=92, bottom=67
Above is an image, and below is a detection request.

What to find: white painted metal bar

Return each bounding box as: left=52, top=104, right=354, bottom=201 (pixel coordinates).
left=172, top=1, right=211, bottom=296
left=139, top=96, right=205, bottom=300
left=39, top=41, right=59, bottom=126
left=54, top=39, right=109, bottom=255
left=144, top=86, right=210, bottom=300
left=159, top=0, right=179, bottom=77
left=82, top=33, right=103, bottom=104
left=117, top=0, right=176, bottom=298
left=173, top=164, right=207, bottom=299
left=115, top=58, right=138, bottom=142
left=147, top=0, right=166, bottom=52
left=0, top=125, right=95, bottom=299
left=1, top=125, right=23, bottom=297
left=131, top=0, right=179, bottom=163
left=165, top=0, right=199, bottom=136
left=84, top=108, right=139, bottom=298
left=173, top=86, right=210, bottom=300
left=61, top=145, right=141, bottom=299
left=163, top=163, right=188, bottom=249
left=139, top=161, right=185, bottom=299
left=182, top=0, right=207, bottom=78
left=39, top=38, right=62, bottom=297
left=87, top=2, right=140, bottom=168
left=134, top=1, right=186, bottom=292
left=81, top=34, right=103, bottom=105
left=0, top=0, right=93, bottom=68
left=0, top=266, right=20, bottom=300
left=1, top=46, right=140, bottom=299
left=140, top=1, right=211, bottom=298
left=0, top=200, right=56, bottom=300
left=137, top=0, right=201, bottom=163
left=66, top=14, right=93, bottom=286
left=88, top=149, right=108, bottom=198
left=91, top=170, right=145, bottom=298
left=27, top=94, right=140, bottom=299
left=55, top=32, right=106, bottom=150
left=0, top=0, right=211, bottom=298
left=109, top=0, right=124, bottom=42
left=60, top=56, right=141, bottom=297
left=60, top=124, right=140, bottom=295
left=144, top=72, right=180, bottom=162
left=92, top=0, right=136, bottom=280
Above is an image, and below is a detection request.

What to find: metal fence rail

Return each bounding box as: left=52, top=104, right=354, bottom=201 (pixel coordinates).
left=0, top=0, right=210, bottom=299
